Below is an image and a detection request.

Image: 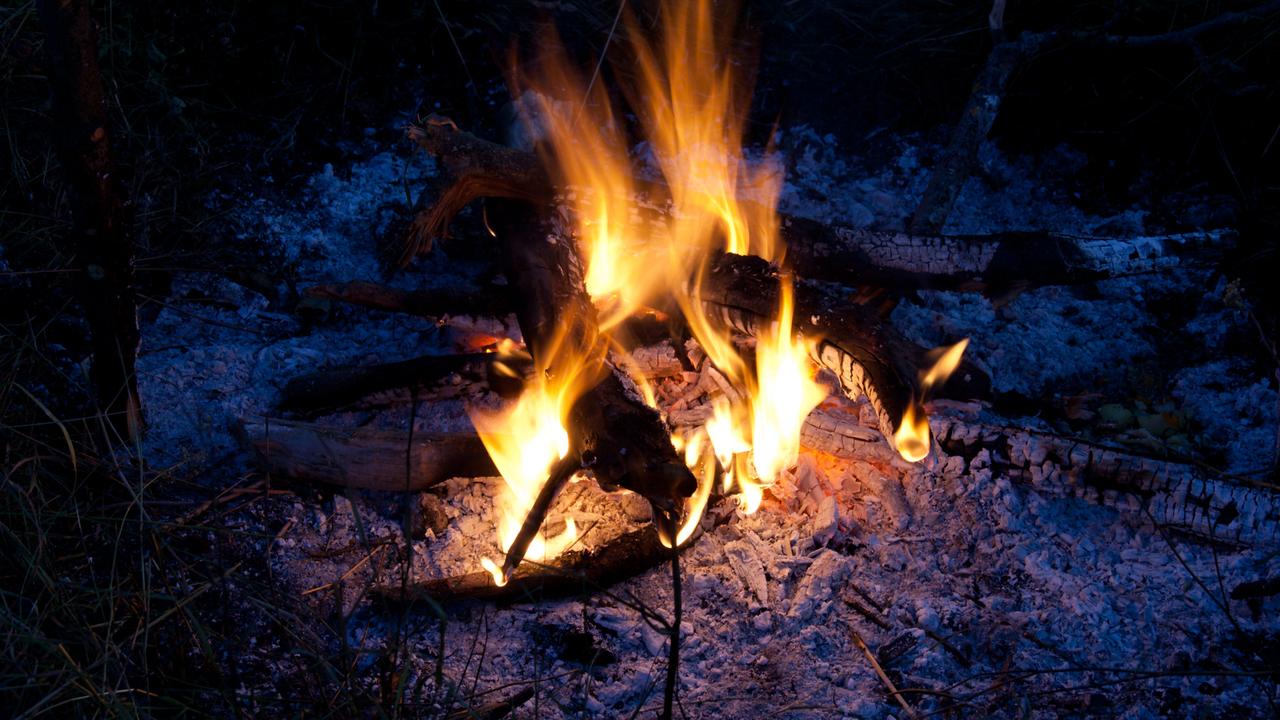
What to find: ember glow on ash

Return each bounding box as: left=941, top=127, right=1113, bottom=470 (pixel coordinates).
left=474, top=0, right=970, bottom=582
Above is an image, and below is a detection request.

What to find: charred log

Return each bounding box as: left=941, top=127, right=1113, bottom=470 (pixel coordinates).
left=303, top=280, right=512, bottom=320
left=779, top=214, right=1232, bottom=294
left=400, top=122, right=1230, bottom=292
left=279, top=353, right=526, bottom=417
left=800, top=405, right=1280, bottom=547
left=238, top=417, right=495, bottom=492
left=486, top=199, right=696, bottom=575
left=697, top=253, right=991, bottom=455
left=374, top=526, right=674, bottom=605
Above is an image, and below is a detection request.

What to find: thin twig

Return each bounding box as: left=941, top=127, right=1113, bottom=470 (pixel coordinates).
left=661, top=540, right=681, bottom=720
left=851, top=626, right=918, bottom=719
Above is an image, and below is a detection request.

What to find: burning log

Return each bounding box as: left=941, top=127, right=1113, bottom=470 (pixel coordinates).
left=303, top=280, right=512, bottom=320
left=374, top=526, right=675, bottom=605
left=801, top=405, right=1280, bottom=547
left=484, top=199, right=696, bottom=577
left=400, top=122, right=1230, bottom=292
left=697, top=252, right=990, bottom=458
left=238, top=417, right=495, bottom=492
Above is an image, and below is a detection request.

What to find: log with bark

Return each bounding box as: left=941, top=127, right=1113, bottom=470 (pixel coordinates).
left=399, top=122, right=1232, bottom=293
left=485, top=198, right=696, bottom=577
left=238, top=417, right=496, bottom=492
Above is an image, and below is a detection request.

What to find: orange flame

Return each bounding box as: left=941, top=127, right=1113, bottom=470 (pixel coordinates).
left=894, top=338, right=970, bottom=463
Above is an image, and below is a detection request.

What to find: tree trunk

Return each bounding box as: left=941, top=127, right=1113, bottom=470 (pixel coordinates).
left=38, top=0, right=141, bottom=442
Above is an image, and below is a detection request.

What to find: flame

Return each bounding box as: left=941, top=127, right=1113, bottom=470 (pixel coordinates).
left=624, top=0, right=826, bottom=509
left=480, top=0, right=844, bottom=584
left=468, top=320, right=603, bottom=579
left=893, top=338, right=970, bottom=463
left=512, top=30, right=663, bottom=332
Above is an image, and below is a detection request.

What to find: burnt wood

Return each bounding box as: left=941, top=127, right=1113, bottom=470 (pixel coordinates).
left=279, top=353, right=523, bottom=417
left=303, top=280, right=513, bottom=320
left=374, top=526, right=673, bottom=605
left=486, top=199, right=696, bottom=574
left=400, top=122, right=1231, bottom=292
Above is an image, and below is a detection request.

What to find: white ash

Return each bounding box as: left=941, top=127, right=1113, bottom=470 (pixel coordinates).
left=132, top=129, right=1278, bottom=717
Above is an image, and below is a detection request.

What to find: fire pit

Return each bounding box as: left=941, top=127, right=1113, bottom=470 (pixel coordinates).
left=17, top=0, right=1270, bottom=716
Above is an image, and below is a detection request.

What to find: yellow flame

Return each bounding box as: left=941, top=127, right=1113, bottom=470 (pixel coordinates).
left=488, top=0, right=834, bottom=560
left=660, top=427, right=717, bottom=548
left=893, top=338, right=970, bottom=463
left=512, top=30, right=665, bottom=332
left=468, top=319, right=603, bottom=580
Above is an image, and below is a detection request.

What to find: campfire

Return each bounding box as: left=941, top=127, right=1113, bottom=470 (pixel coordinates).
left=241, top=0, right=1274, bottom=625
left=16, top=0, right=1280, bottom=716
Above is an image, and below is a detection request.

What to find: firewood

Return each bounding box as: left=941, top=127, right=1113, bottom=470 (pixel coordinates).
left=486, top=199, right=696, bottom=576
left=279, top=353, right=526, bottom=417
left=400, top=122, right=1230, bottom=292
left=373, top=526, right=674, bottom=605
left=237, top=417, right=496, bottom=492
left=303, top=280, right=512, bottom=320
left=800, top=405, right=1280, bottom=547
left=697, top=252, right=991, bottom=457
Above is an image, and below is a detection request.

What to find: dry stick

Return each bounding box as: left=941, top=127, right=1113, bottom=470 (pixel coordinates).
left=373, top=526, right=676, bottom=605
left=442, top=687, right=534, bottom=720
left=661, top=542, right=682, bottom=720
left=851, top=627, right=919, bottom=719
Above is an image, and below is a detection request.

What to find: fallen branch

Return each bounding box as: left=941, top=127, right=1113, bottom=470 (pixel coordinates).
left=238, top=417, right=496, bottom=492
left=373, top=526, right=672, bottom=605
